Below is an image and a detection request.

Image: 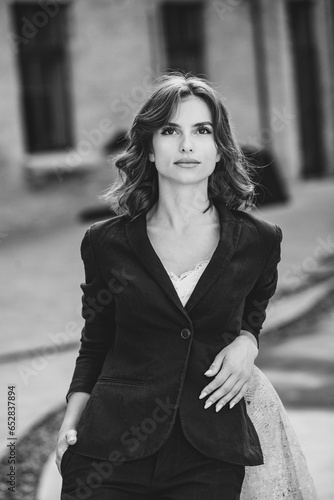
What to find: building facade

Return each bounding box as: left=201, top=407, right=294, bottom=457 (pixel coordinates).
left=1, top=0, right=333, bottom=188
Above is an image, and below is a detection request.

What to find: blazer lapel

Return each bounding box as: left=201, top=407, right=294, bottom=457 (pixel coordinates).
left=185, top=203, right=241, bottom=313
left=125, top=202, right=242, bottom=316
left=125, top=211, right=187, bottom=316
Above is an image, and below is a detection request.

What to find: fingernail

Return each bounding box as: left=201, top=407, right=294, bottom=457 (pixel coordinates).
left=204, top=363, right=215, bottom=375
left=204, top=370, right=212, bottom=375
left=216, top=403, right=223, bottom=412
left=199, top=392, right=207, bottom=400
left=204, top=400, right=213, bottom=409
left=229, top=402, right=235, bottom=409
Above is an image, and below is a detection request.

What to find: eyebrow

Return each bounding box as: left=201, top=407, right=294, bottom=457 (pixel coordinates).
left=164, top=121, right=213, bottom=128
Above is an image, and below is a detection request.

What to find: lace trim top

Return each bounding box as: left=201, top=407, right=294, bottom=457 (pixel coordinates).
left=164, top=258, right=211, bottom=306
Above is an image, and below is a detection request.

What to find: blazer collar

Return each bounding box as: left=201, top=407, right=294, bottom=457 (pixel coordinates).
left=125, top=201, right=242, bottom=316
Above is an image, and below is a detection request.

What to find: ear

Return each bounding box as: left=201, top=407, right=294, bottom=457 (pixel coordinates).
left=215, top=152, right=221, bottom=163
left=149, top=152, right=155, bottom=163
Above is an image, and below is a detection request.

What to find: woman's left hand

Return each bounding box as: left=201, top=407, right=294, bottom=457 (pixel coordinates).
left=199, top=331, right=258, bottom=412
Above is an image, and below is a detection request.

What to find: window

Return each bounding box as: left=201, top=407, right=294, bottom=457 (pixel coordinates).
left=11, top=2, right=73, bottom=152
left=287, top=1, right=324, bottom=176
left=161, top=2, right=205, bottom=75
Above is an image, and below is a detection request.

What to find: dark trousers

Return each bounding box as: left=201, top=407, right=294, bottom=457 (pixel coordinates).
left=61, top=410, right=245, bottom=500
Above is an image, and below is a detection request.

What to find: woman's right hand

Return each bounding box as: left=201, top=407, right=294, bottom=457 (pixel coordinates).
left=54, top=391, right=90, bottom=475
left=55, top=429, right=77, bottom=475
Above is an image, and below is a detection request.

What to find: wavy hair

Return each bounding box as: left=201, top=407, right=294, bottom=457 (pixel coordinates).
left=100, top=72, right=255, bottom=219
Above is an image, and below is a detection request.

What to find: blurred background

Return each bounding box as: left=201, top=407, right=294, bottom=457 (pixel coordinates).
left=0, top=0, right=333, bottom=498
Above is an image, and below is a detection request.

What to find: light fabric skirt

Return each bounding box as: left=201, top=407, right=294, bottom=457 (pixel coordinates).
left=242, top=366, right=318, bottom=500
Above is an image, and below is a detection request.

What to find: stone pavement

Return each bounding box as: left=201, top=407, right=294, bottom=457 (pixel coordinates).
left=1, top=179, right=334, bottom=499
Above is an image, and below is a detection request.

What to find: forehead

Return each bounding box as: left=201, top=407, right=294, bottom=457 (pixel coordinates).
left=170, top=96, right=212, bottom=122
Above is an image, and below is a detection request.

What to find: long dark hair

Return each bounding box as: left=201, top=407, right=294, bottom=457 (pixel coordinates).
left=100, top=72, right=255, bottom=219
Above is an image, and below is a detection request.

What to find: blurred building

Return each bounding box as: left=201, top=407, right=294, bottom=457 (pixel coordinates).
left=1, top=0, right=333, bottom=188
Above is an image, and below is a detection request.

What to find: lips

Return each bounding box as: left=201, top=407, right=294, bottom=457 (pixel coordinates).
left=174, top=158, right=201, bottom=166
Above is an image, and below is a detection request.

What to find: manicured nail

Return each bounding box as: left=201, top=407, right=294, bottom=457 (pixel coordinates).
left=216, top=403, right=223, bottom=412
left=229, top=401, right=235, bottom=409
left=204, top=363, right=215, bottom=375
left=204, top=400, right=213, bottom=409
left=199, top=391, right=207, bottom=400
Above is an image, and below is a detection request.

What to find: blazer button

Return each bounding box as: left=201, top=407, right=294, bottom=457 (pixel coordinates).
left=180, top=328, right=191, bottom=339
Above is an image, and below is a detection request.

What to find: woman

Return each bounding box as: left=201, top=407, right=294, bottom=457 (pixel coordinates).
left=56, top=73, right=317, bottom=499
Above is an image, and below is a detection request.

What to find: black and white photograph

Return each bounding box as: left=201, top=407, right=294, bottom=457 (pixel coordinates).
left=0, top=1, right=333, bottom=499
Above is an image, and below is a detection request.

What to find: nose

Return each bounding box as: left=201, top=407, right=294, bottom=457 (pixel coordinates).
left=179, top=133, right=194, bottom=153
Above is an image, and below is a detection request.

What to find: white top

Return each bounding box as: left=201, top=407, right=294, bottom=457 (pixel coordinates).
left=164, top=258, right=210, bottom=306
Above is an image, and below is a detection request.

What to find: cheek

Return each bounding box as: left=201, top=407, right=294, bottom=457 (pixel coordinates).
left=152, top=142, right=174, bottom=167
left=203, top=143, right=220, bottom=163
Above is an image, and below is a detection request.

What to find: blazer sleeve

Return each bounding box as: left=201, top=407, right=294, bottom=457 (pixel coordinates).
left=66, top=227, right=116, bottom=402
left=241, top=224, right=283, bottom=346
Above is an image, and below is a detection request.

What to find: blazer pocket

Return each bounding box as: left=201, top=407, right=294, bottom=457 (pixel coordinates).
left=97, top=377, right=147, bottom=387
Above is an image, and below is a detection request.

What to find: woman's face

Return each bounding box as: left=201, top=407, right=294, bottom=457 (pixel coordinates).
left=149, top=96, right=221, bottom=186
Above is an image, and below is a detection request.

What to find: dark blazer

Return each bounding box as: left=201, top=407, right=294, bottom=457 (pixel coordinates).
left=67, top=200, right=282, bottom=466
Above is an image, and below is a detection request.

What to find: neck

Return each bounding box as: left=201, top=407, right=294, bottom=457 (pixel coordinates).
left=146, top=182, right=217, bottom=232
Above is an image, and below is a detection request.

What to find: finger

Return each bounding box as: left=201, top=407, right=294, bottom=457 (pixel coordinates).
left=203, top=378, right=242, bottom=410
left=200, top=373, right=237, bottom=406
left=66, top=430, right=77, bottom=445
left=200, top=371, right=233, bottom=399
left=214, top=381, right=245, bottom=412
left=204, top=352, right=226, bottom=377
left=228, top=381, right=250, bottom=409
left=199, top=363, right=235, bottom=399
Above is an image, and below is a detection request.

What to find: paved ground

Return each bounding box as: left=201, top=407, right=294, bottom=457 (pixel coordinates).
left=1, top=179, right=334, bottom=499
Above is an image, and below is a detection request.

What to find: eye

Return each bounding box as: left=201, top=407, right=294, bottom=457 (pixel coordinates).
left=160, top=126, right=177, bottom=135
left=197, top=126, right=212, bottom=135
